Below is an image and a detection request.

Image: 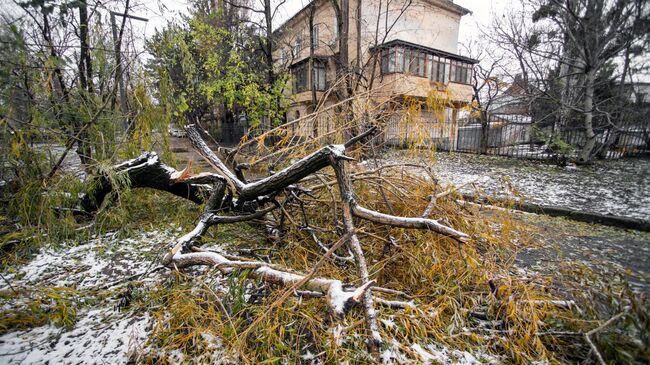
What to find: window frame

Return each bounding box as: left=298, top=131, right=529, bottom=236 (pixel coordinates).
left=312, top=24, right=319, bottom=49
left=314, top=60, right=327, bottom=91
left=378, top=44, right=473, bottom=85
left=292, top=62, right=308, bottom=92
left=449, top=60, right=473, bottom=85
left=293, top=35, right=302, bottom=56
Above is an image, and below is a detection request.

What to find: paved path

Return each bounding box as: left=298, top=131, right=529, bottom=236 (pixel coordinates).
left=513, top=213, right=650, bottom=295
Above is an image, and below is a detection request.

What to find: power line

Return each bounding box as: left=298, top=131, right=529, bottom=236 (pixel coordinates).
left=0, top=39, right=145, bottom=54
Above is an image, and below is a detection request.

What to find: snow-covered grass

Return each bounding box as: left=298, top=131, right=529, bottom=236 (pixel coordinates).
left=377, top=341, right=500, bottom=365
left=0, top=230, right=177, bottom=364
left=2, top=230, right=172, bottom=291
left=0, top=307, right=150, bottom=364
left=1, top=149, right=648, bottom=363
left=382, top=150, right=650, bottom=220
left=0, top=225, right=515, bottom=364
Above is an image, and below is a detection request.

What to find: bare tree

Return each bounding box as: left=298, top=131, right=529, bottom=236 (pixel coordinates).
left=486, top=0, right=649, bottom=163
left=223, top=0, right=286, bottom=85
left=463, top=38, right=506, bottom=154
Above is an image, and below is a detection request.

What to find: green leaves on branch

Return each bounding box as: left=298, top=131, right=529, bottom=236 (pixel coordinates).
left=148, top=17, right=288, bottom=128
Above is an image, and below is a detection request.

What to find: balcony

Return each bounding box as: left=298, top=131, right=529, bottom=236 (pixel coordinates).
left=372, top=39, right=477, bottom=104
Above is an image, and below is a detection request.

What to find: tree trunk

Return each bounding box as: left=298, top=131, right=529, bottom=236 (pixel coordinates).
left=356, top=0, right=362, bottom=71
left=308, top=6, right=319, bottom=137
left=555, top=38, right=572, bottom=135
left=309, top=5, right=317, bottom=108
left=79, top=152, right=209, bottom=214
left=77, top=0, right=93, bottom=166
left=78, top=0, right=92, bottom=95
left=479, top=110, right=489, bottom=154
left=110, top=0, right=131, bottom=131
left=264, top=0, right=274, bottom=86
left=578, top=69, right=596, bottom=164
left=333, top=0, right=349, bottom=96
left=597, top=45, right=632, bottom=159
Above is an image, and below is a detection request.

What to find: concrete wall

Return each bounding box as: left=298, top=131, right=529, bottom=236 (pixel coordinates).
left=273, top=3, right=339, bottom=68
left=371, top=72, right=473, bottom=103
left=286, top=101, right=347, bottom=143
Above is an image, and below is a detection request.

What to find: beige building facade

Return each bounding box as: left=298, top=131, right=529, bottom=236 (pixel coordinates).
left=273, top=0, right=477, bottom=147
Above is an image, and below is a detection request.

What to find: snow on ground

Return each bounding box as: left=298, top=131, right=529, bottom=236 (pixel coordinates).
left=0, top=307, right=150, bottom=365
left=1, top=230, right=174, bottom=291
left=0, top=230, right=178, bottom=364
left=2, top=148, right=647, bottom=362
left=514, top=213, right=650, bottom=294
left=378, top=340, right=500, bottom=365
left=379, top=151, right=650, bottom=294
left=381, top=151, right=650, bottom=220
left=0, top=228, right=505, bottom=364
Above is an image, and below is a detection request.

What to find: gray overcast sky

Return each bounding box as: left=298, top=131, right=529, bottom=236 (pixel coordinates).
left=455, top=0, right=510, bottom=43
left=0, top=0, right=507, bottom=43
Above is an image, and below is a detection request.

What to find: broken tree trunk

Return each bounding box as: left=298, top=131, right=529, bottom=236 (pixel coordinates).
left=79, top=152, right=214, bottom=214
left=78, top=124, right=470, bottom=349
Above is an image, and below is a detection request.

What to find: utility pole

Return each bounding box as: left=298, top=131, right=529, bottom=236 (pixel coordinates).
left=109, top=7, right=148, bottom=130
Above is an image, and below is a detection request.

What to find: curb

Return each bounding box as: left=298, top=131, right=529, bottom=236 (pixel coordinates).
left=461, top=194, right=650, bottom=232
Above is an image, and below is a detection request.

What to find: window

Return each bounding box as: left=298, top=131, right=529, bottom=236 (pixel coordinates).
left=450, top=62, right=456, bottom=83
left=378, top=44, right=473, bottom=84
left=403, top=48, right=412, bottom=74
left=381, top=49, right=390, bottom=74
left=408, top=50, right=425, bottom=77
left=441, top=61, right=449, bottom=83
left=312, top=24, right=319, bottom=49
left=314, top=61, right=326, bottom=91
left=450, top=60, right=473, bottom=84
left=380, top=47, right=399, bottom=73
left=293, top=36, right=302, bottom=56
left=395, top=47, right=404, bottom=72
left=280, top=48, right=287, bottom=65
left=292, top=63, right=308, bottom=92
left=332, top=16, right=338, bottom=43
left=428, top=55, right=448, bottom=83
left=377, top=47, right=433, bottom=78
left=291, top=59, right=326, bottom=93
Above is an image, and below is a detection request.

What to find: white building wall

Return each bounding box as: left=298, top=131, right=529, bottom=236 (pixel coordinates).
left=358, top=0, right=461, bottom=60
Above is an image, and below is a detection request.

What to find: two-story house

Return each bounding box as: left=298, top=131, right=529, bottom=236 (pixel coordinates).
left=273, top=0, right=477, bottom=148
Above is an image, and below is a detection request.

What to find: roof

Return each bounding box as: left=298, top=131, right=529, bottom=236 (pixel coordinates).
left=288, top=55, right=331, bottom=68
left=272, top=0, right=318, bottom=38
left=273, top=0, right=471, bottom=38
left=436, top=0, right=471, bottom=16
left=372, top=39, right=479, bottom=64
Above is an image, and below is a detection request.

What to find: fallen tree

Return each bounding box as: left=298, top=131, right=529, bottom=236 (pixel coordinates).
left=78, top=124, right=469, bottom=352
